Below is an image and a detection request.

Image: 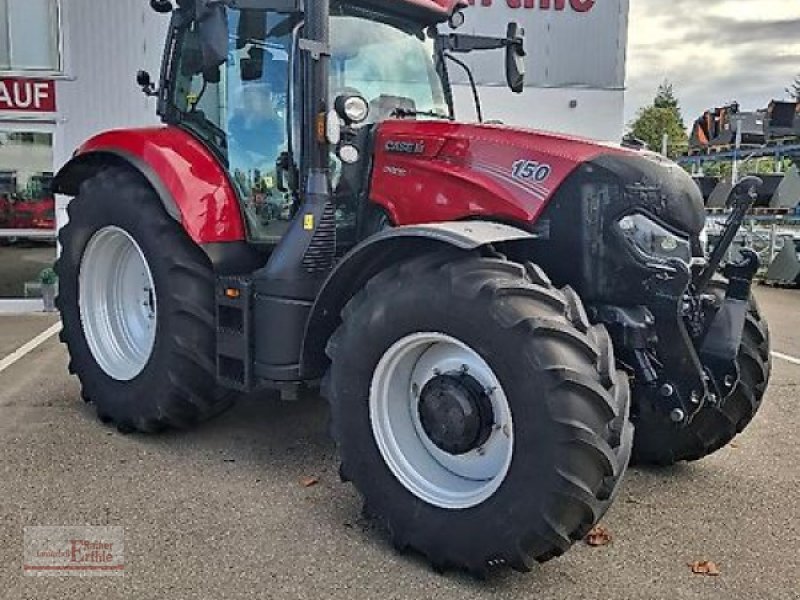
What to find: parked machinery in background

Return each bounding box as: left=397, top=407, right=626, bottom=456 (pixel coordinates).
left=689, top=102, right=767, bottom=152
left=764, top=233, right=800, bottom=285
left=690, top=100, right=800, bottom=154
left=0, top=172, right=56, bottom=236
left=767, top=100, right=800, bottom=139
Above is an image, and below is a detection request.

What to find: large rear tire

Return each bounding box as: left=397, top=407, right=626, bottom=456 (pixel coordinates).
left=631, top=284, right=771, bottom=465
left=56, top=167, right=233, bottom=432
left=324, top=252, right=633, bottom=575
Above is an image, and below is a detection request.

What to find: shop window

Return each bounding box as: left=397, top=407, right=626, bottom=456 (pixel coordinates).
left=0, top=129, right=55, bottom=299
left=0, top=0, right=60, bottom=72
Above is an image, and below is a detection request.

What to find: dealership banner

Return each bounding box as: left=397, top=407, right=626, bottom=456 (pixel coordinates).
left=0, top=78, right=57, bottom=113
left=456, top=0, right=628, bottom=89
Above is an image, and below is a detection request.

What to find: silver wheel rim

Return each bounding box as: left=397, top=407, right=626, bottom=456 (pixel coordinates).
left=370, top=332, right=514, bottom=509
left=79, top=226, right=157, bottom=381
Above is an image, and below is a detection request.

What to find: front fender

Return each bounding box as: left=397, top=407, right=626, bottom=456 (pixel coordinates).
left=53, top=126, right=246, bottom=244
left=300, top=221, right=535, bottom=378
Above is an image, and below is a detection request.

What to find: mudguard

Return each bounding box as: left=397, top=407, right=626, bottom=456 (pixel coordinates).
left=52, top=126, right=246, bottom=244
left=299, top=221, right=535, bottom=378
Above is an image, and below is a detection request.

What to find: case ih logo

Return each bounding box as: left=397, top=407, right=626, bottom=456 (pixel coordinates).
left=385, top=140, right=426, bottom=155
left=465, top=0, right=596, bottom=12
left=0, top=78, right=56, bottom=113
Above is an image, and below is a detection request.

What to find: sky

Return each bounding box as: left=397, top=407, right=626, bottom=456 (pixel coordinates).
left=625, top=0, right=800, bottom=129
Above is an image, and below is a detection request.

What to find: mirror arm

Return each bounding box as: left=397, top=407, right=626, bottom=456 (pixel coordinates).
left=443, top=53, right=483, bottom=124
left=441, top=33, right=525, bottom=55
left=441, top=33, right=507, bottom=53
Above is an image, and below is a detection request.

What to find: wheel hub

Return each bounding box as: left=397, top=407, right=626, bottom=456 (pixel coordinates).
left=79, top=226, right=157, bottom=381
left=418, top=373, right=494, bottom=455
left=370, top=332, right=514, bottom=509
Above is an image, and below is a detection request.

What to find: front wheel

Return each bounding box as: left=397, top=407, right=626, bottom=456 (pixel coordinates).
left=324, top=252, right=633, bottom=574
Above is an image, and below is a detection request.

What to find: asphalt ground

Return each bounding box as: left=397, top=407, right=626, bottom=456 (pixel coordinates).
left=0, top=285, right=798, bottom=599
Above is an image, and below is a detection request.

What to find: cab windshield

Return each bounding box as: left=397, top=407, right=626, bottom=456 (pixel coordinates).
left=329, top=15, right=448, bottom=120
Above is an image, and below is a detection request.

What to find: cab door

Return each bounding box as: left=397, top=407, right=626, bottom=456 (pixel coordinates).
left=168, top=9, right=296, bottom=244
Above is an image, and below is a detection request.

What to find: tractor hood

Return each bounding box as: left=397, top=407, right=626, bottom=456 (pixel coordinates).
left=370, top=120, right=705, bottom=236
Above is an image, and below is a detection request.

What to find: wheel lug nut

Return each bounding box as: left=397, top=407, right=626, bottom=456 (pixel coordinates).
left=670, top=408, right=686, bottom=423
left=660, top=384, right=675, bottom=397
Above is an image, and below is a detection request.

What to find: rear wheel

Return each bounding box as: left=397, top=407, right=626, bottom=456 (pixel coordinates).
left=631, top=284, right=771, bottom=465
left=56, top=166, right=233, bottom=432
left=324, top=252, right=633, bottom=574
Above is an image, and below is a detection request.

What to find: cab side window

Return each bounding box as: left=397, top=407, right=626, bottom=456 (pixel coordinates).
left=171, top=11, right=293, bottom=244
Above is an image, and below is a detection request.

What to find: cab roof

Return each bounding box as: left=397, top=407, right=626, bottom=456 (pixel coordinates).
left=342, top=0, right=466, bottom=25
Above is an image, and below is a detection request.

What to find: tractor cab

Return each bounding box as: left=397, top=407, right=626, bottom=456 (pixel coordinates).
left=149, top=0, right=521, bottom=248
left=156, top=2, right=447, bottom=247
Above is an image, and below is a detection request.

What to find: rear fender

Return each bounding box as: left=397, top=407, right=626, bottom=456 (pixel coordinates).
left=299, top=221, right=535, bottom=378
left=53, top=127, right=246, bottom=244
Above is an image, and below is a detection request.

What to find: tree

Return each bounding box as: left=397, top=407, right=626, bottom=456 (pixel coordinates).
left=628, top=80, right=688, bottom=159
left=787, top=75, right=800, bottom=100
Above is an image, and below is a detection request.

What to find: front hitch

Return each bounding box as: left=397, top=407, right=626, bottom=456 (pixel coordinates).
left=644, top=258, right=709, bottom=423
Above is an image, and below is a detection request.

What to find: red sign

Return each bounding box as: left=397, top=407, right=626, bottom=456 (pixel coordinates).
left=0, top=78, right=56, bottom=113
left=466, top=0, right=595, bottom=11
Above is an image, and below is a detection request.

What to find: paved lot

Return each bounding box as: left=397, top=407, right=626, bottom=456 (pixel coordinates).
left=0, top=286, right=798, bottom=599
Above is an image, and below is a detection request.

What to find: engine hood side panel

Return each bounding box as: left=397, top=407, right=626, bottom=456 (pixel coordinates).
left=369, top=120, right=621, bottom=227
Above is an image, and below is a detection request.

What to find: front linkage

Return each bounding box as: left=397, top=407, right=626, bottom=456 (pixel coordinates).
left=600, top=177, right=762, bottom=426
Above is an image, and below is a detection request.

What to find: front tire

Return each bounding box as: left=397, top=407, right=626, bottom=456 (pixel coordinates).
left=324, top=252, right=633, bottom=574
left=56, top=167, right=233, bottom=432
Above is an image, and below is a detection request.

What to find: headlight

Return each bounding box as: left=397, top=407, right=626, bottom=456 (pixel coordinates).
left=334, top=94, right=370, bottom=125
left=618, top=213, right=691, bottom=263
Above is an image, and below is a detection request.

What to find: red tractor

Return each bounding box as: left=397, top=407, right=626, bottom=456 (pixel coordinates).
left=53, top=0, right=771, bottom=575
left=7, top=197, right=56, bottom=231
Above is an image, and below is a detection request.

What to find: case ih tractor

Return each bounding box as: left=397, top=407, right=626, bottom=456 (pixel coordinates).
left=53, top=0, right=771, bottom=575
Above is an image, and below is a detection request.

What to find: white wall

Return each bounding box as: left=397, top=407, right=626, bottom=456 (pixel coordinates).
left=54, top=0, right=169, bottom=229
left=454, top=0, right=629, bottom=140
left=453, top=84, right=625, bottom=141
left=458, top=0, right=629, bottom=90
left=54, top=0, right=167, bottom=171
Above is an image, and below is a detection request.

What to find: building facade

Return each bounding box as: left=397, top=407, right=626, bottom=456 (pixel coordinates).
left=0, top=0, right=163, bottom=305
left=453, top=0, right=629, bottom=141
left=0, top=0, right=628, bottom=305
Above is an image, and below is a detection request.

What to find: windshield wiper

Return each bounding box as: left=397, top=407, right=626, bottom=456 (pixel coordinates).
left=392, top=107, right=452, bottom=121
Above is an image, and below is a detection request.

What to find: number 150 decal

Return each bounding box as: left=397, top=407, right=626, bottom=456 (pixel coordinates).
left=511, top=160, right=552, bottom=183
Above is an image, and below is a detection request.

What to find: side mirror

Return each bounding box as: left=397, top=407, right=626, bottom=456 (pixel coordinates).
left=240, top=47, right=264, bottom=82
left=136, top=70, right=158, bottom=97
left=505, top=22, right=526, bottom=94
